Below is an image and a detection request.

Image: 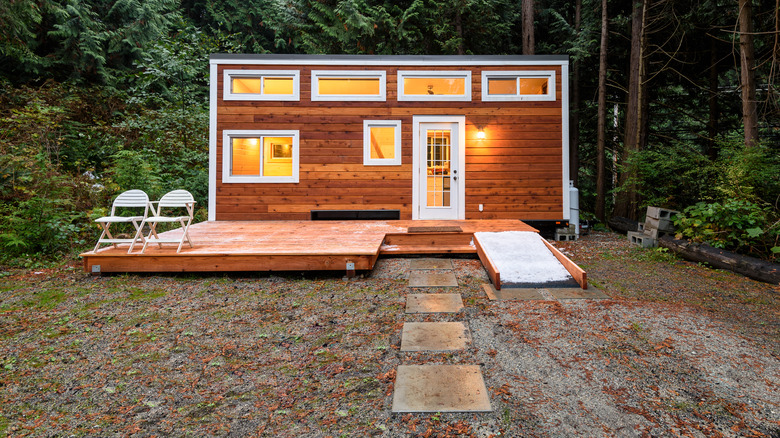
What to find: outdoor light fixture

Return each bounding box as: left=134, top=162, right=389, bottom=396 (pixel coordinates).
left=477, top=129, right=486, bottom=140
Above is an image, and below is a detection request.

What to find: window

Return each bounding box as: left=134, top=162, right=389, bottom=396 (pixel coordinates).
left=481, top=70, right=556, bottom=101
left=397, top=71, right=471, bottom=101
left=222, top=130, right=299, bottom=183
left=311, top=70, right=386, bottom=101
left=223, top=70, right=300, bottom=101
left=363, top=120, right=402, bottom=166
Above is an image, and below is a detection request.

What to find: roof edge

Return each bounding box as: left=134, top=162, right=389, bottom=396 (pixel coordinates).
left=209, top=53, right=569, bottom=66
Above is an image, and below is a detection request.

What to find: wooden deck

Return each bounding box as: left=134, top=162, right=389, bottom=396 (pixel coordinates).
left=80, top=220, right=537, bottom=274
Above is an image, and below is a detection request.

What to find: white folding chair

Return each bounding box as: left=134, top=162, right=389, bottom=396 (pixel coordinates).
left=93, top=189, right=149, bottom=253
left=136, top=190, right=196, bottom=254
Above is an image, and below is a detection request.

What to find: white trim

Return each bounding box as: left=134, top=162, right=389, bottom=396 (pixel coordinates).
left=561, top=63, right=570, bottom=221
left=208, top=63, right=218, bottom=221
left=211, top=56, right=569, bottom=67
left=363, top=120, right=402, bottom=166
left=222, top=130, right=300, bottom=184
left=311, top=70, right=387, bottom=102
left=398, top=71, right=472, bottom=102
left=412, top=116, right=466, bottom=220
left=481, top=70, right=556, bottom=101
left=223, top=69, right=300, bottom=101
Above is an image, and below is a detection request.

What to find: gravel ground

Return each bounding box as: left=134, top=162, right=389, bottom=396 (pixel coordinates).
left=0, top=231, right=778, bottom=437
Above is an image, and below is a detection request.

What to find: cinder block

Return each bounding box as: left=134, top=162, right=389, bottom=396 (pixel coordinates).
left=637, top=223, right=645, bottom=232
left=628, top=231, right=657, bottom=248
left=646, top=206, right=680, bottom=220
left=642, top=226, right=673, bottom=239
left=645, top=216, right=674, bottom=233
left=555, top=231, right=577, bottom=241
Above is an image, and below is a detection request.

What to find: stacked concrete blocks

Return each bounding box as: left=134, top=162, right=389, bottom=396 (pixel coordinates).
left=555, top=224, right=577, bottom=241
left=627, top=206, right=679, bottom=248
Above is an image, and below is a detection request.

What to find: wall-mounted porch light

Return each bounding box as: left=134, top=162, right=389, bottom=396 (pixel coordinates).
left=477, top=129, right=486, bottom=140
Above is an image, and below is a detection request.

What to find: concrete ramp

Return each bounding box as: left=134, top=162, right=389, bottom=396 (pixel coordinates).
left=474, top=231, right=587, bottom=290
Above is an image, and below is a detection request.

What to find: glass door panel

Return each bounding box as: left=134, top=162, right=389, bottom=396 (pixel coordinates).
left=426, top=129, right=451, bottom=208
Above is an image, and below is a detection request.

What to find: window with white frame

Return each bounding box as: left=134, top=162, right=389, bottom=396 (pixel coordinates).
left=397, top=70, right=472, bottom=101
left=311, top=70, right=387, bottom=101
left=481, top=70, right=556, bottom=101
left=363, top=120, right=402, bottom=166
left=222, top=130, right=299, bottom=183
left=223, top=70, right=300, bottom=101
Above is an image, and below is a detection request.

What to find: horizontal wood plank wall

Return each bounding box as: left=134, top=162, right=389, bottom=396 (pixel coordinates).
left=215, top=64, right=563, bottom=221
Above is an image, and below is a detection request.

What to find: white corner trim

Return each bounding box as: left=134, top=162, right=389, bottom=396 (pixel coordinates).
left=561, top=63, right=571, bottom=221
left=208, top=62, right=218, bottom=221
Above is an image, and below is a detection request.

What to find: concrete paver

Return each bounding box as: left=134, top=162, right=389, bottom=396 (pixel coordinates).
left=405, top=293, right=464, bottom=313
left=400, top=322, right=469, bottom=351
left=392, top=365, right=492, bottom=413
left=408, top=271, right=458, bottom=287
left=409, top=259, right=454, bottom=270
left=548, top=286, right=609, bottom=300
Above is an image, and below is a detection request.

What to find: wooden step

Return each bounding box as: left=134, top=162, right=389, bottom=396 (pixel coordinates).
left=380, top=244, right=476, bottom=255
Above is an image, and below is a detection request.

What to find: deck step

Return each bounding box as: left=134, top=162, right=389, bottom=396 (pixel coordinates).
left=380, top=244, right=475, bottom=254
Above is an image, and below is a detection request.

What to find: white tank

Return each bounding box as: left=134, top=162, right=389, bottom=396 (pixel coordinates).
left=569, top=180, right=580, bottom=236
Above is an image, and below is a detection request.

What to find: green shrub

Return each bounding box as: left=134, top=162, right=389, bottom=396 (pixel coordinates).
left=674, top=200, right=779, bottom=260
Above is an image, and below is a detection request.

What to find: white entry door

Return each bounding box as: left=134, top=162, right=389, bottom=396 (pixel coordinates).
left=413, top=116, right=465, bottom=220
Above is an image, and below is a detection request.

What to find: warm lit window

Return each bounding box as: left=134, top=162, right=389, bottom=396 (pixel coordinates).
left=363, top=120, right=401, bottom=166
left=481, top=71, right=555, bottom=101
left=223, top=70, right=300, bottom=101
left=397, top=71, right=471, bottom=101
left=222, top=130, right=299, bottom=183
left=312, top=71, right=386, bottom=101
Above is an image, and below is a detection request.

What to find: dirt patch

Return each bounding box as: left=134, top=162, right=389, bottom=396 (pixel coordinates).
left=0, top=232, right=778, bottom=436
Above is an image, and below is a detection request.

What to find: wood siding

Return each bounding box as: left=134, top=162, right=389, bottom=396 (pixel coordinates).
left=215, top=64, right=564, bottom=221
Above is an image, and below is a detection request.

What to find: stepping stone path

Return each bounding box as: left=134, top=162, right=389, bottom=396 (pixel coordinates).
left=408, top=271, right=459, bottom=287
left=392, top=259, right=492, bottom=413
left=405, top=294, right=464, bottom=313
left=400, top=322, right=469, bottom=352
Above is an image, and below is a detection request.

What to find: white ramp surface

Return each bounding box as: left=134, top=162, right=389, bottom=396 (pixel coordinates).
left=474, top=231, right=573, bottom=285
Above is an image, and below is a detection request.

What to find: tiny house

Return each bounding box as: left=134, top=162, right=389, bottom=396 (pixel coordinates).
left=208, top=54, right=571, bottom=223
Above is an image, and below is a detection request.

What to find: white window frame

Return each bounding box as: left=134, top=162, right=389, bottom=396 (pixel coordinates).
left=222, top=129, right=299, bottom=183
left=397, top=70, right=472, bottom=102
left=311, top=70, right=387, bottom=101
left=481, top=70, right=556, bottom=101
left=223, top=69, right=300, bottom=101
left=363, top=120, right=402, bottom=166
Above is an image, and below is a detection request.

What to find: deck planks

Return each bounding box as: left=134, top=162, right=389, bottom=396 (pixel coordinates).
left=80, top=219, right=538, bottom=273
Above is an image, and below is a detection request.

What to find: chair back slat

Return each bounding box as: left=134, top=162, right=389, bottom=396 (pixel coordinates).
left=111, top=190, right=149, bottom=208
left=158, top=190, right=195, bottom=208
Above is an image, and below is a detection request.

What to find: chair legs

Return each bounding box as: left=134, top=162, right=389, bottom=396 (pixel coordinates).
left=140, top=220, right=193, bottom=254
left=127, top=219, right=146, bottom=253
left=94, top=220, right=144, bottom=253
left=176, top=218, right=194, bottom=253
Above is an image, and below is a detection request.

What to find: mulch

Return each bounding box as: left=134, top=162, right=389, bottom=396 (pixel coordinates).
left=0, top=231, right=778, bottom=437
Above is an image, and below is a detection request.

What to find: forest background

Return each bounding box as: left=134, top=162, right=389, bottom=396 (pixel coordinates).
left=0, top=0, right=778, bottom=264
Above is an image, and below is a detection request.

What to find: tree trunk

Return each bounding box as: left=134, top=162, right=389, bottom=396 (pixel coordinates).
left=706, top=36, right=720, bottom=160
left=614, top=0, right=648, bottom=221
left=522, top=0, right=534, bottom=55
left=595, top=0, right=608, bottom=222
left=570, top=0, right=581, bottom=188
left=659, top=236, right=780, bottom=284
left=607, top=216, right=640, bottom=234
left=738, top=0, right=758, bottom=147
left=455, top=7, right=465, bottom=55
